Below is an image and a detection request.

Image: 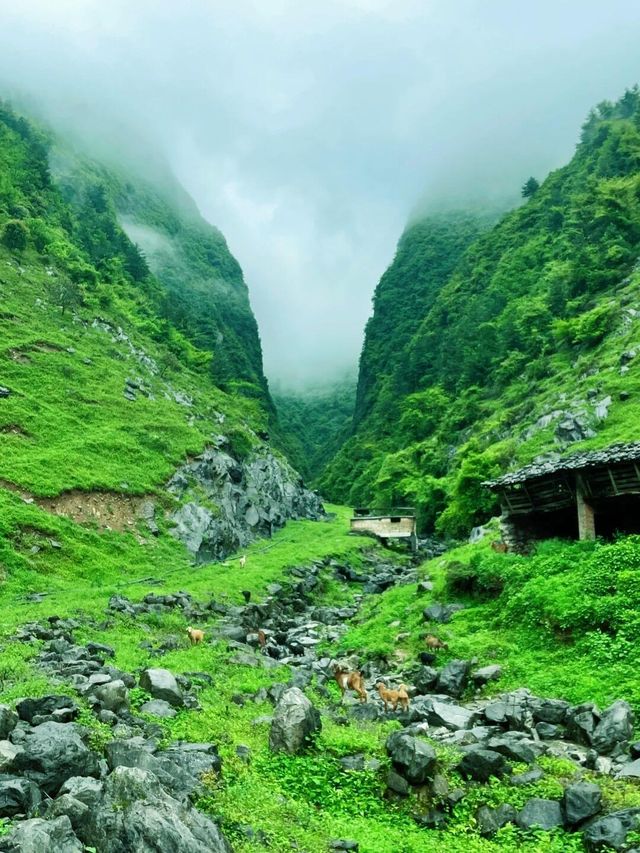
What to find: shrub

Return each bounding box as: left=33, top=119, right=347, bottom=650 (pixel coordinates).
left=1, top=219, right=28, bottom=250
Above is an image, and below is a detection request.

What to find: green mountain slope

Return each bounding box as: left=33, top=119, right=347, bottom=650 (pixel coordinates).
left=321, top=87, right=640, bottom=536
left=273, top=376, right=356, bottom=483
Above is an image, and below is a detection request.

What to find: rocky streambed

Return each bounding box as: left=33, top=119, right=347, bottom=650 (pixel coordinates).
left=0, top=550, right=638, bottom=851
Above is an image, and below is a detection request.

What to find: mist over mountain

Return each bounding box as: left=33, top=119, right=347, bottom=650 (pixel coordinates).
left=1, top=0, right=640, bottom=385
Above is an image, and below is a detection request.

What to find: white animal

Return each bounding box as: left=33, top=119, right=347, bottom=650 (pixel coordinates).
left=239, top=555, right=247, bottom=568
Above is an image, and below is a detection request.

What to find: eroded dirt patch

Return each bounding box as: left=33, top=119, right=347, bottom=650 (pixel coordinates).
left=38, top=490, right=156, bottom=533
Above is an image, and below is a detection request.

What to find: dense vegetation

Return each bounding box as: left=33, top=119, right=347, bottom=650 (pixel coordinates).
left=321, top=88, right=640, bottom=536
left=273, top=376, right=356, bottom=482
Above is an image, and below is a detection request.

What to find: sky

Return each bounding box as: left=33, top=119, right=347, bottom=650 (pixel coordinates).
left=1, top=1, right=640, bottom=388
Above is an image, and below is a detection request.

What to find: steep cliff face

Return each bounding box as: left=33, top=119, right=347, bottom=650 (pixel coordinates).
left=321, top=88, right=640, bottom=537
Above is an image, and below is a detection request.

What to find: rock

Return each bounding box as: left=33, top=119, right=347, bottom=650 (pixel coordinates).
left=139, top=668, right=184, bottom=707
left=0, top=706, right=18, bottom=740
left=517, top=798, right=564, bottom=831
left=386, top=770, right=409, bottom=796
left=15, top=722, right=100, bottom=795
left=476, top=803, right=517, bottom=836
left=0, top=777, right=41, bottom=817
left=0, top=815, right=83, bottom=852
left=566, top=703, right=599, bottom=746
left=536, top=722, right=562, bottom=739
left=423, top=699, right=478, bottom=731
left=58, top=776, right=104, bottom=809
left=436, top=659, right=470, bottom=698
left=0, top=740, right=22, bottom=772
left=269, top=688, right=321, bottom=754
left=487, top=735, right=537, bottom=765
left=458, top=748, right=509, bottom=782
left=415, top=808, right=447, bottom=829
left=0, top=387, right=10, bottom=398
left=167, top=448, right=324, bottom=562
left=140, top=699, right=177, bottom=718
left=563, top=782, right=602, bottom=826
left=329, top=840, right=359, bottom=851
left=47, top=794, right=89, bottom=830
left=511, top=766, right=545, bottom=786
left=528, top=696, right=570, bottom=724
left=76, top=765, right=231, bottom=852
left=583, top=815, right=628, bottom=851
left=16, top=695, right=79, bottom=725
left=617, top=758, right=640, bottom=778
left=385, top=731, right=437, bottom=784
left=411, top=666, right=439, bottom=694
left=592, top=700, right=634, bottom=755
left=423, top=603, right=463, bottom=624
left=90, top=680, right=129, bottom=714
left=471, top=665, right=502, bottom=687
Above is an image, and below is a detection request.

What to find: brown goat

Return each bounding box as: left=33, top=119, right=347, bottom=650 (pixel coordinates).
left=491, top=541, right=508, bottom=553
left=334, top=667, right=368, bottom=703
left=186, top=626, right=205, bottom=645
left=376, top=682, right=410, bottom=712
left=257, top=629, right=267, bottom=648
left=424, top=634, right=448, bottom=651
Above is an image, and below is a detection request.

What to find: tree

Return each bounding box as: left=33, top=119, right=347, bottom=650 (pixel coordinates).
left=48, top=278, right=83, bottom=315
left=1, top=219, right=28, bottom=251
left=521, top=177, right=540, bottom=198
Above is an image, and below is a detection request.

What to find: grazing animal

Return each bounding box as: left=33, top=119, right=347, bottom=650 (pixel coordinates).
left=333, top=667, right=368, bottom=703
left=425, top=634, right=448, bottom=651
left=376, top=682, right=410, bottom=712
left=491, top=541, right=508, bottom=553
left=242, top=590, right=251, bottom=603
left=186, top=626, right=205, bottom=645
left=257, top=629, right=267, bottom=648
left=419, top=651, right=437, bottom=666
left=239, top=555, right=247, bottom=568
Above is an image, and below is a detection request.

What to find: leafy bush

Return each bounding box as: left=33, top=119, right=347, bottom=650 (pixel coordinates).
left=1, top=219, right=28, bottom=250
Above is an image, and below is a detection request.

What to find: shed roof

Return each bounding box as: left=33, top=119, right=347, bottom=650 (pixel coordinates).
left=483, top=442, right=640, bottom=489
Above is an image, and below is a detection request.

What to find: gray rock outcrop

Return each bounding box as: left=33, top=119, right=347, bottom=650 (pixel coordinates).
left=269, top=688, right=321, bottom=754
left=168, top=446, right=324, bottom=561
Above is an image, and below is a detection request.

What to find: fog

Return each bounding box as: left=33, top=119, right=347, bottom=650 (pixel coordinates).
left=0, top=1, right=639, bottom=388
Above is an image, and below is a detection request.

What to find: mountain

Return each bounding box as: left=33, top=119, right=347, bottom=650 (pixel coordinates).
left=0, top=99, right=320, bottom=562
left=321, top=87, right=640, bottom=536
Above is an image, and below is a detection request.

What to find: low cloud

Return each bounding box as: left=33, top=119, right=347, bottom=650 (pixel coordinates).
left=0, top=0, right=639, bottom=386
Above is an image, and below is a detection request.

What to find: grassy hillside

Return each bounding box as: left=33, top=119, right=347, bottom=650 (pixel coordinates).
left=321, top=87, right=640, bottom=536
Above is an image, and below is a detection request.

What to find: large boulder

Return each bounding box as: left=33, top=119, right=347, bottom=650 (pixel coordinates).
left=69, top=765, right=232, bottom=852
left=592, top=700, right=634, bottom=756
left=386, top=732, right=437, bottom=785
left=423, top=699, right=478, bottom=731
left=89, top=680, right=129, bottom=715
left=517, top=798, right=564, bottom=831
left=0, top=777, right=41, bottom=817
left=476, top=804, right=517, bottom=837
left=486, top=734, right=538, bottom=765
left=583, top=809, right=640, bottom=852
left=139, top=669, right=183, bottom=708
left=422, top=603, right=463, bottom=624
left=471, top=665, right=502, bottom=688
left=269, top=688, right=321, bottom=754
left=528, top=697, right=570, bottom=725
left=566, top=703, right=600, bottom=746
left=0, top=815, right=83, bottom=852
left=563, top=782, right=602, bottom=826
left=16, top=696, right=79, bottom=725
left=14, top=722, right=99, bottom=795
left=458, top=747, right=508, bottom=782
left=436, top=660, right=470, bottom=698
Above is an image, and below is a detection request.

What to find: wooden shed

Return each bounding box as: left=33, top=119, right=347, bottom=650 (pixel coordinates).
left=483, top=443, right=640, bottom=551
left=350, top=507, right=418, bottom=552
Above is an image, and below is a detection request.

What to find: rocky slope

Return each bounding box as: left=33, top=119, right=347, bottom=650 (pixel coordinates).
left=0, top=527, right=638, bottom=852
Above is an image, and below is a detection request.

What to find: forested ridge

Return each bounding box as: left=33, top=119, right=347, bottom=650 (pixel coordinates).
left=319, top=87, right=640, bottom=536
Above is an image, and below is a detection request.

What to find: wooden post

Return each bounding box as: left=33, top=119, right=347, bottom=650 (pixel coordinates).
left=576, top=475, right=596, bottom=540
